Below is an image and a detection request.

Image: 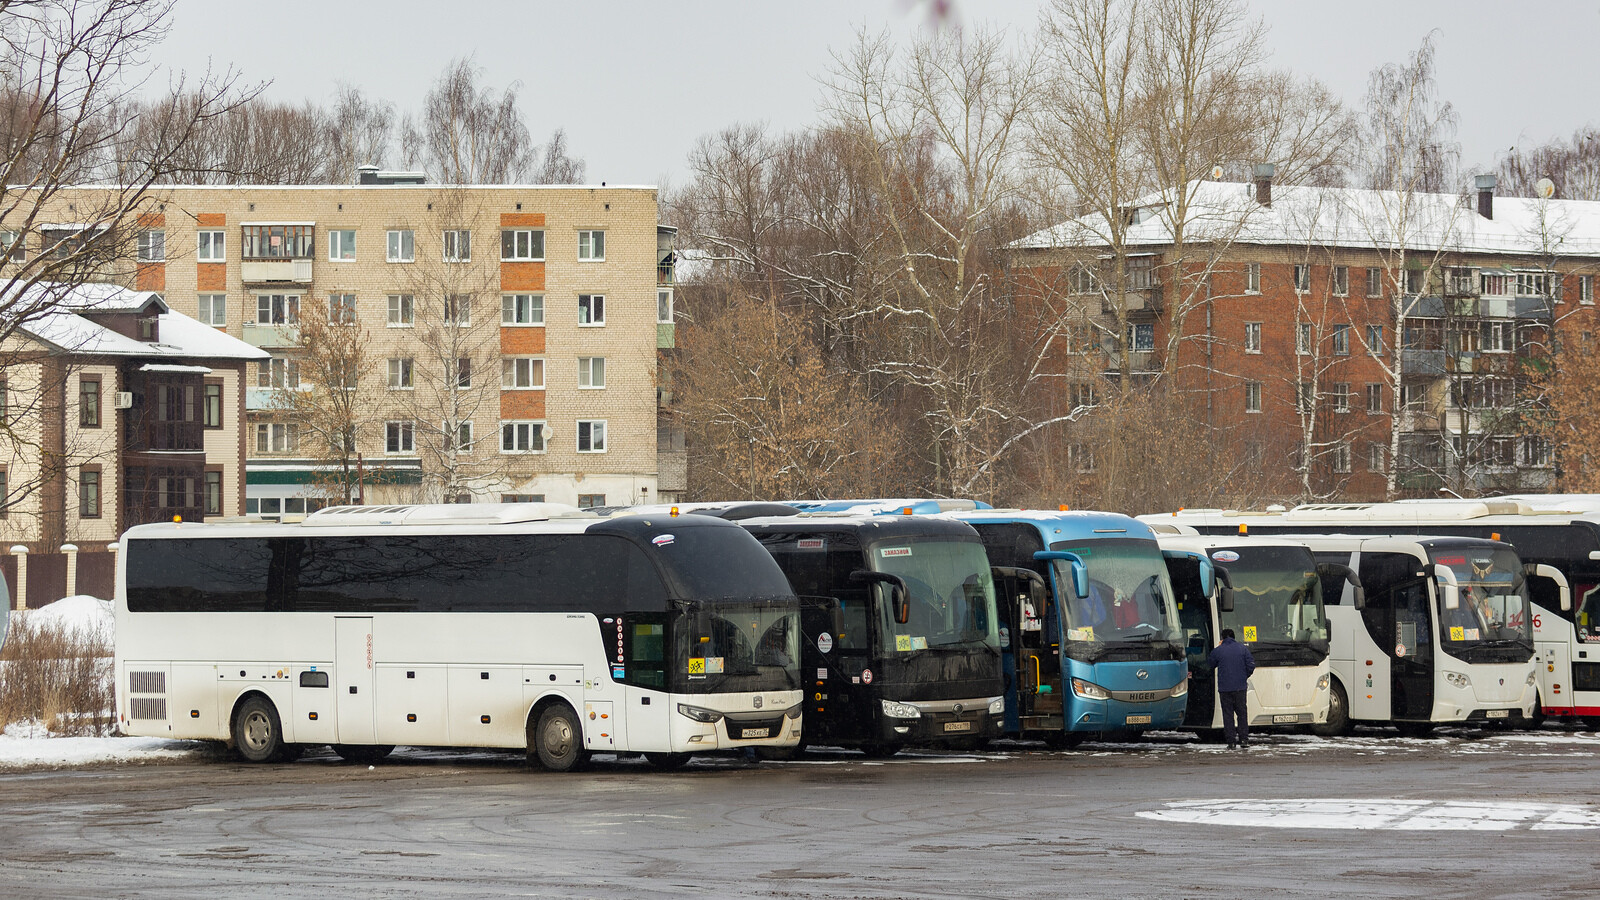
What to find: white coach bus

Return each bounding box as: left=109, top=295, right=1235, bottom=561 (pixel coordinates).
left=114, top=503, right=804, bottom=771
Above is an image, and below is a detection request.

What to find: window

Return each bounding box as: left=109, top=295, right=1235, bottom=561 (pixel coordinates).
left=1368, top=442, right=1387, bottom=474
left=388, top=358, right=414, bottom=389
left=0, top=468, right=7, bottom=515
left=1403, top=318, right=1444, bottom=350
left=1479, top=272, right=1509, bottom=296
left=79, top=378, right=101, bottom=427
left=500, top=420, right=545, bottom=453
left=1366, top=267, right=1383, bottom=297
left=454, top=357, right=472, bottom=389
left=386, top=420, right=415, bottom=453
left=1332, top=442, right=1351, bottom=474
left=1447, top=267, right=1476, bottom=295
left=0, top=379, right=6, bottom=424
left=1405, top=268, right=1425, bottom=295
left=1366, top=324, right=1384, bottom=356
left=579, top=294, right=605, bottom=326
left=255, top=422, right=299, bottom=453
left=328, top=293, right=357, bottom=325
left=1068, top=443, right=1095, bottom=473
left=1069, top=264, right=1099, bottom=295
left=1125, top=256, right=1155, bottom=290
left=577, top=493, right=607, bottom=509
left=256, top=293, right=299, bottom=325
left=258, top=357, right=299, bottom=389
left=1244, top=381, right=1262, bottom=413
left=449, top=420, right=474, bottom=453
left=387, top=229, right=414, bottom=262
left=330, top=360, right=358, bottom=391
left=501, top=229, right=545, bottom=261
left=443, top=294, right=471, bottom=325
left=502, top=493, right=545, bottom=503
left=328, top=229, right=356, bottom=261
left=197, top=230, right=225, bottom=261
left=1296, top=381, right=1314, bottom=414
left=578, top=357, right=606, bottom=389
left=1245, top=262, right=1261, bottom=294
left=1070, top=382, right=1097, bottom=409
left=1128, top=322, right=1154, bottom=352
left=1244, top=322, right=1262, bottom=353
left=1331, top=265, right=1348, bottom=296
left=443, top=229, right=471, bottom=262
left=1332, top=323, right=1350, bottom=356
left=577, top=420, right=607, bottom=453
left=137, top=230, right=165, bottom=262
left=241, top=225, right=313, bottom=259
left=1331, top=382, right=1351, bottom=413
left=203, top=382, right=222, bottom=428
left=502, top=357, right=544, bottom=389
left=1366, top=383, right=1384, bottom=414
left=1296, top=323, right=1312, bottom=355
left=658, top=289, right=674, bottom=324
left=1581, top=274, right=1594, bottom=305
left=503, top=294, right=544, bottom=325
left=578, top=230, right=605, bottom=261
left=387, top=294, right=414, bottom=326
left=1516, top=271, right=1549, bottom=297
left=1523, top=435, right=1552, bottom=467
left=0, top=230, right=24, bottom=262
left=197, top=293, right=226, bottom=326
left=1485, top=436, right=1517, bottom=468
left=1403, top=383, right=1428, bottom=412
left=204, top=470, right=222, bottom=516
left=1482, top=319, right=1514, bottom=353
left=79, top=469, right=101, bottom=518
left=1293, top=264, right=1310, bottom=292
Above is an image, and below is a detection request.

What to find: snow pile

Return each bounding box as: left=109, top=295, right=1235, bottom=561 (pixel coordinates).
left=0, top=722, right=200, bottom=768
left=14, top=595, right=114, bottom=643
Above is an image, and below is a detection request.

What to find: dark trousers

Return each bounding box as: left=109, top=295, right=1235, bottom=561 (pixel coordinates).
left=1219, top=689, right=1249, bottom=745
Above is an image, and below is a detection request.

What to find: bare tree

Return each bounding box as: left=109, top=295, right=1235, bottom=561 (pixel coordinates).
left=1497, top=126, right=1600, bottom=202
left=533, top=127, right=586, bottom=184
left=276, top=295, right=377, bottom=505
left=401, top=58, right=534, bottom=184
left=326, top=84, right=395, bottom=181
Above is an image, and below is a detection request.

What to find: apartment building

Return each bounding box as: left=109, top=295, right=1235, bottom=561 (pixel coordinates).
left=22, top=175, right=673, bottom=514
left=1010, top=171, right=1600, bottom=499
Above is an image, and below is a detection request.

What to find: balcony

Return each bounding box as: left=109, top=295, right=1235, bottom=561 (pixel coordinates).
left=241, top=258, right=313, bottom=284
left=241, top=322, right=300, bottom=349
left=1101, top=286, right=1163, bottom=316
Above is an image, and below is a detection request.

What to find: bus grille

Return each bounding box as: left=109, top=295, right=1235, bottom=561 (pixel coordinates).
left=129, top=671, right=166, bottom=694
left=130, top=698, right=167, bottom=720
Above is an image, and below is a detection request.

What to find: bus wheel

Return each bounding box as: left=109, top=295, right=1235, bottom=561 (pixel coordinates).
left=233, top=696, right=287, bottom=763
left=860, top=742, right=902, bottom=758
left=1311, top=682, right=1352, bottom=738
left=1043, top=732, right=1084, bottom=751
left=532, top=705, right=589, bottom=772
left=333, top=744, right=394, bottom=764
left=644, top=752, right=692, bottom=771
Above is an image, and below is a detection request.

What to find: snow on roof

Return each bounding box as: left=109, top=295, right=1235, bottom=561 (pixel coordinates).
left=14, top=283, right=267, bottom=360
left=139, top=363, right=213, bottom=373
left=1013, top=180, right=1600, bottom=258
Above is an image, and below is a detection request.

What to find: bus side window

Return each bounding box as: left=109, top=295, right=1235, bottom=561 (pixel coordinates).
left=624, top=618, right=668, bottom=690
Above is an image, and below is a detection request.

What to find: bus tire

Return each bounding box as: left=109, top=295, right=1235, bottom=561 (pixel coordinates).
left=333, top=744, right=394, bottom=764
left=233, top=695, right=287, bottom=763
left=644, top=752, right=692, bottom=771
left=1311, top=682, right=1352, bottom=737
left=1527, top=694, right=1545, bottom=729
left=531, top=704, right=588, bottom=772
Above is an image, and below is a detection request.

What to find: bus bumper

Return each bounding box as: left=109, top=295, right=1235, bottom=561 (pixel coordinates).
left=877, top=695, right=1005, bottom=745
left=670, top=691, right=804, bottom=750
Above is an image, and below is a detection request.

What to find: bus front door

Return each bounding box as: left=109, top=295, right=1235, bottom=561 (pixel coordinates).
left=335, top=617, right=376, bottom=744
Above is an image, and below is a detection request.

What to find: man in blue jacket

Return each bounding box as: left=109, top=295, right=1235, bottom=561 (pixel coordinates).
left=1208, top=628, right=1257, bottom=750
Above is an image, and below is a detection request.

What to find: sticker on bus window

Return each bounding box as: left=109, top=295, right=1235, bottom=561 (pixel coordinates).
left=817, top=633, right=834, bottom=653
left=1450, top=626, right=1465, bottom=642
left=881, top=547, right=912, bottom=558
left=1212, top=550, right=1241, bottom=563
left=1435, top=555, right=1466, bottom=565
left=705, top=657, right=725, bottom=674
left=1068, top=627, right=1095, bottom=641
left=911, top=636, right=928, bottom=650
left=688, top=657, right=706, bottom=675
left=1242, top=626, right=1257, bottom=642
left=798, top=538, right=826, bottom=550
left=652, top=534, right=676, bottom=547
left=611, top=666, right=625, bottom=680
left=1465, top=628, right=1479, bottom=641
left=896, top=634, right=913, bottom=652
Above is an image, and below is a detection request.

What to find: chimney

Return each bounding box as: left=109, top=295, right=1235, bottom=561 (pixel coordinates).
left=357, top=164, right=380, bottom=185
left=1476, top=174, right=1497, bottom=219
left=1253, top=163, right=1276, bottom=207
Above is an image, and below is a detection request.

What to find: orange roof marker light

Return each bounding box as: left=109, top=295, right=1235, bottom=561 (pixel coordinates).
left=1238, top=523, right=1248, bottom=535
left=1059, top=504, right=1070, bottom=512
left=1491, top=532, right=1501, bottom=541
left=173, top=515, right=182, bottom=524
left=902, top=507, right=914, bottom=516
left=670, top=506, right=679, bottom=518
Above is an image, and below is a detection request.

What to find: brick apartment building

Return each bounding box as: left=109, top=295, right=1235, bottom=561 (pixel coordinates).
left=1011, top=171, right=1600, bottom=499
left=8, top=172, right=678, bottom=520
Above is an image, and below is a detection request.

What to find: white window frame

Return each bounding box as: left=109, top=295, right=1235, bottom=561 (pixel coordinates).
left=1366, top=383, right=1383, bottom=414
left=387, top=357, right=414, bottom=390
left=443, top=229, right=471, bottom=262
left=387, top=294, right=415, bottom=327
left=258, top=356, right=299, bottom=389
left=1367, top=324, right=1385, bottom=356
left=449, top=420, right=475, bottom=454
left=1244, top=381, right=1262, bottom=413
left=256, top=293, right=300, bottom=325
left=137, top=229, right=165, bottom=262
left=657, top=289, right=674, bottom=324
left=500, top=229, right=545, bottom=261
left=453, top=357, right=472, bottom=389
left=1331, top=265, right=1348, bottom=297
left=577, top=419, right=607, bottom=453
left=578, top=294, right=606, bottom=326
left=1127, top=323, right=1154, bottom=352
left=1245, top=262, right=1260, bottom=294
left=197, top=293, right=226, bottom=326
left=502, top=357, right=545, bottom=390
left=578, top=230, right=605, bottom=261
left=1244, top=322, right=1262, bottom=353
left=1366, top=267, right=1383, bottom=298
left=328, top=229, right=356, bottom=261
left=502, top=294, right=545, bottom=326
left=1332, top=442, right=1352, bottom=474
left=1581, top=274, right=1594, bottom=305
left=578, top=357, right=606, bottom=389
left=0, top=230, right=25, bottom=262
left=387, top=229, right=415, bottom=263
left=1368, top=442, right=1388, bottom=474
left=1293, top=263, right=1309, bottom=293
left=328, top=293, right=357, bottom=325
left=385, top=420, right=415, bottom=454
left=1296, top=323, right=1312, bottom=355
left=1332, top=382, right=1351, bottom=413
left=255, top=422, right=299, bottom=454
left=444, top=294, right=472, bottom=326
left=500, top=420, right=546, bottom=454
left=197, top=230, right=225, bottom=262
left=1482, top=319, right=1514, bottom=353
left=1332, top=323, right=1351, bottom=356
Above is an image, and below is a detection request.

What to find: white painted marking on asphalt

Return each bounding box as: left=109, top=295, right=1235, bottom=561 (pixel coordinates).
left=1137, top=799, right=1600, bottom=830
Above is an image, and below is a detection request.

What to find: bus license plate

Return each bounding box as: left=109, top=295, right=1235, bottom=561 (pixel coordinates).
left=1273, top=714, right=1300, bottom=724
left=741, top=727, right=770, bottom=739
left=1125, top=715, right=1152, bottom=725
left=1486, top=709, right=1510, bottom=719
left=943, top=721, right=972, bottom=733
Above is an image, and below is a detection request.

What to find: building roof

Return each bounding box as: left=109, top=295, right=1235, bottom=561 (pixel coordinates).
left=15, top=282, right=268, bottom=361
left=1013, top=180, right=1600, bottom=258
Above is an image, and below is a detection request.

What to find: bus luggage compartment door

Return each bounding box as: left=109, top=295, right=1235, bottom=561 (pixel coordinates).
left=584, top=701, right=618, bottom=750
left=335, top=617, right=376, bottom=744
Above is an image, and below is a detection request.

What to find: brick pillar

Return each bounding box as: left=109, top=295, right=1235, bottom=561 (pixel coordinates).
left=9, top=545, right=27, bottom=610
left=62, top=543, right=79, bottom=597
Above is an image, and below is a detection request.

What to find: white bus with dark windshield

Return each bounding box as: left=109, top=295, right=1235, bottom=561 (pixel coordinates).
left=114, top=503, right=804, bottom=771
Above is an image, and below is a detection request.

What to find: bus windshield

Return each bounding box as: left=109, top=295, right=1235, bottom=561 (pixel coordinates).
left=1430, top=547, right=1535, bottom=661
left=868, top=538, right=1000, bottom=655
left=1212, top=545, right=1329, bottom=665
left=1049, top=538, right=1183, bottom=661
left=674, top=597, right=801, bottom=694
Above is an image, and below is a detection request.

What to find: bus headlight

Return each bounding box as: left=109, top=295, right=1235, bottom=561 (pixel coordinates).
left=987, top=696, right=1005, bottom=715
left=881, top=699, right=921, bottom=719
left=1444, top=672, right=1470, bottom=689
left=1171, top=674, right=1188, bottom=698
left=1526, top=672, right=1538, bottom=687
left=676, top=703, right=724, bottom=724
left=1071, top=677, right=1111, bottom=700
left=783, top=703, right=804, bottom=720
left=1317, top=674, right=1330, bottom=692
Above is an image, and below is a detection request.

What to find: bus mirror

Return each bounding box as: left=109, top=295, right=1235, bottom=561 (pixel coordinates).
left=831, top=602, right=846, bottom=638
left=894, top=586, right=911, bottom=625
left=850, top=569, right=912, bottom=624
left=1034, top=551, right=1089, bottom=599
left=1318, top=563, right=1364, bottom=609
left=1214, top=566, right=1235, bottom=613
left=1196, top=556, right=1216, bottom=598
left=1434, top=564, right=1461, bottom=610
left=1526, top=563, right=1572, bottom=612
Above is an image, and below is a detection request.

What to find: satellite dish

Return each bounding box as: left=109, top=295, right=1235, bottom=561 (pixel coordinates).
left=1536, top=177, right=1556, bottom=199
left=1212, top=165, right=1224, bottom=180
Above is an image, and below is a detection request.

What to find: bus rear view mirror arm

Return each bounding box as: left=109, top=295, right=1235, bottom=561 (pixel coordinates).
left=1317, top=562, right=1365, bottom=610
left=1032, top=550, right=1089, bottom=600
left=1213, top=565, right=1235, bottom=614
left=1524, top=563, right=1572, bottom=611
left=1434, top=564, right=1461, bottom=610
left=850, top=569, right=910, bottom=625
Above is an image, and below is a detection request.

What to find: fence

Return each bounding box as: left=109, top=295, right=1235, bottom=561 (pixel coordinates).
left=2, top=549, right=117, bottom=610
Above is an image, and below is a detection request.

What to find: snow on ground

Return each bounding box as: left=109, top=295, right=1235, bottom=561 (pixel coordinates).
left=0, top=722, right=203, bottom=768
left=11, top=594, right=114, bottom=642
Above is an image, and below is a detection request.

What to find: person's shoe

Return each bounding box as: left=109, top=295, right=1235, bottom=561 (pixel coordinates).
left=1226, top=742, right=1238, bottom=750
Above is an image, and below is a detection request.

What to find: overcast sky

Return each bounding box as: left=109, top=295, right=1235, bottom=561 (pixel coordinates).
left=147, top=0, right=1599, bottom=187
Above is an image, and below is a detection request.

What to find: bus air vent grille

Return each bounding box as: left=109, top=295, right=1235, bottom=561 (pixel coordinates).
left=130, top=671, right=166, bottom=694
left=130, top=698, right=167, bottom=720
